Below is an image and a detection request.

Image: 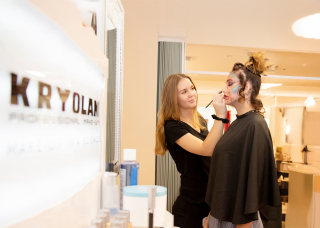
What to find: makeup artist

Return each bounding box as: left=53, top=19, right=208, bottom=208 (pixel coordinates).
left=204, top=52, right=281, bottom=228
left=155, top=74, right=226, bottom=228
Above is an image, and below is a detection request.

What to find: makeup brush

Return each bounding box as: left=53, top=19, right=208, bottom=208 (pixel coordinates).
left=205, top=91, right=223, bottom=109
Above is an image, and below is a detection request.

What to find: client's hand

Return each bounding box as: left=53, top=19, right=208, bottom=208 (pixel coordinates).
left=212, top=91, right=226, bottom=118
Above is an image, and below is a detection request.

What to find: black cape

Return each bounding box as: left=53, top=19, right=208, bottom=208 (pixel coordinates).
left=205, top=111, right=281, bottom=227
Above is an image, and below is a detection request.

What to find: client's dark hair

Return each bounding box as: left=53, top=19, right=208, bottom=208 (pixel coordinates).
left=232, top=52, right=272, bottom=116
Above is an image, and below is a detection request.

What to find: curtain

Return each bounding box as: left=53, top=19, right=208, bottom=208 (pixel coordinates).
left=156, top=41, right=183, bottom=213
left=106, top=29, right=117, bottom=163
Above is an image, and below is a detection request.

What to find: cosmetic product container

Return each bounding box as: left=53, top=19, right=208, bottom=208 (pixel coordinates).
left=104, top=173, right=120, bottom=216
left=115, top=215, right=127, bottom=228
left=97, top=213, right=107, bottom=228
left=92, top=219, right=103, bottom=228
left=107, top=216, right=117, bottom=227
left=123, top=185, right=167, bottom=227
left=112, top=220, right=125, bottom=228
left=120, top=149, right=139, bottom=209
left=103, top=163, right=115, bottom=210
left=118, top=210, right=131, bottom=228
left=148, top=187, right=157, bottom=228
left=100, top=209, right=111, bottom=224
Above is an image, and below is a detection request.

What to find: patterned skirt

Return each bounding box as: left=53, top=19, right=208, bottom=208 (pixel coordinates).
left=206, top=212, right=264, bottom=228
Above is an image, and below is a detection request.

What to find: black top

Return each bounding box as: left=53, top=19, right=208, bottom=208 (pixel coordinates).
left=165, top=117, right=211, bottom=204
left=205, top=111, right=281, bottom=226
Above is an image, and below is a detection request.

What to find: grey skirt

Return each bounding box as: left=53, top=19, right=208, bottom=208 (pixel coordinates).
left=204, top=212, right=263, bottom=228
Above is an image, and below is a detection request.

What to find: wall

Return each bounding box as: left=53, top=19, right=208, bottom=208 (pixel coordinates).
left=303, top=110, right=320, bottom=166
left=306, top=99, right=320, bottom=112
left=121, top=1, right=161, bottom=185
left=269, top=107, right=285, bottom=149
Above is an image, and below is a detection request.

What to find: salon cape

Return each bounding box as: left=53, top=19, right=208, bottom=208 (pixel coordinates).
left=205, top=111, right=281, bottom=226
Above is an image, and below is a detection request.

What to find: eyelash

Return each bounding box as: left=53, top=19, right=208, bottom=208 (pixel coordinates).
left=228, top=83, right=234, bottom=86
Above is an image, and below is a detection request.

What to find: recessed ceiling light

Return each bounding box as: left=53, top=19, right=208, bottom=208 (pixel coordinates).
left=292, top=13, right=320, bottom=39
left=261, top=83, right=283, bottom=90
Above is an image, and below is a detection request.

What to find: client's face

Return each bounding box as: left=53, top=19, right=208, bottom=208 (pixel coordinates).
left=176, top=78, right=197, bottom=110
left=222, top=72, right=241, bottom=106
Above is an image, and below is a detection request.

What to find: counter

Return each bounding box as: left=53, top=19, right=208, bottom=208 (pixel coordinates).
left=286, top=164, right=320, bottom=228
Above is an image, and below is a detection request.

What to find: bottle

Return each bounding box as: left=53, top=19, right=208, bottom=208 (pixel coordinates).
left=92, top=219, right=103, bottom=228
left=100, top=209, right=110, bottom=225
left=104, top=173, right=119, bottom=216
left=120, top=149, right=139, bottom=209
left=118, top=210, right=132, bottom=228
left=97, top=213, right=107, bottom=228
left=148, top=187, right=157, bottom=228
left=102, top=162, right=115, bottom=210
left=115, top=215, right=128, bottom=228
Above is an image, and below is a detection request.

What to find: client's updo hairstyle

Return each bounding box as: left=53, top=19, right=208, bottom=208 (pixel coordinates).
left=232, top=52, right=272, bottom=116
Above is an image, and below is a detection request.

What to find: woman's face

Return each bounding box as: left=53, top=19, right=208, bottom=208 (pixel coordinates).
left=176, top=78, right=197, bottom=110
left=222, top=72, right=241, bottom=106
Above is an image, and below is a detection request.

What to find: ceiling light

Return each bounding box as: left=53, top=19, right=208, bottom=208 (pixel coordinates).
left=292, top=13, right=320, bottom=39
left=261, top=83, right=282, bottom=89
left=304, top=97, right=315, bottom=107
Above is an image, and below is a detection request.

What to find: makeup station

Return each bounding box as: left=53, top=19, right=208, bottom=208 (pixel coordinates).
left=1, top=0, right=320, bottom=228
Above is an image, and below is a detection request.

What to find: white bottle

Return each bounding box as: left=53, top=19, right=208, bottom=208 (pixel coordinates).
left=104, top=173, right=119, bottom=216
left=102, top=162, right=115, bottom=209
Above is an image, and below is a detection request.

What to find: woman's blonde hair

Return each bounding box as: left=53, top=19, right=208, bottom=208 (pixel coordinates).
left=155, top=74, right=205, bottom=156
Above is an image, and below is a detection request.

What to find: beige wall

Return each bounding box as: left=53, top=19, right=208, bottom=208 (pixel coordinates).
left=270, top=107, right=285, bottom=148
left=121, top=1, right=161, bottom=185
left=306, top=99, right=320, bottom=112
